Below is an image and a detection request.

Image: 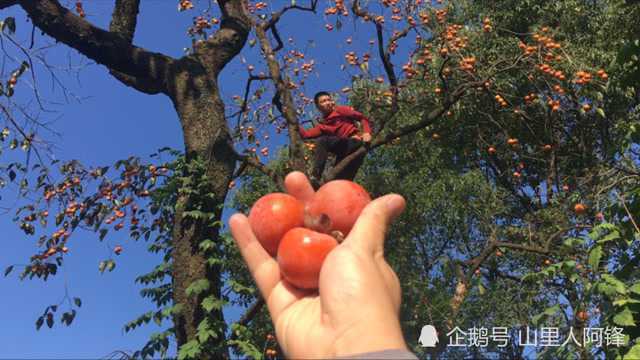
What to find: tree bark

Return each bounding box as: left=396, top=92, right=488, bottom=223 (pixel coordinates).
left=164, top=2, right=250, bottom=356
left=16, top=0, right=251, bottom=357
left=168, top=62, right=238, bottom=358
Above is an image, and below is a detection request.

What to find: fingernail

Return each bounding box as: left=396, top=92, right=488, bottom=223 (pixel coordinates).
left=386, top=194, right=403, bottom=212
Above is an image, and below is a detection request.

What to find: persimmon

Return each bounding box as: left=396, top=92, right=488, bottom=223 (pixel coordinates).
left=574, top=203, right=587, bottom=215
left=249, top=193, right=305, bottom=256
left=306, top=180, right=371, bottom=237
left=114, top=245, right=123, bottom=255
left=488, top=146, right=497, bottom=155
left=277, top=228, right=338, bottom=289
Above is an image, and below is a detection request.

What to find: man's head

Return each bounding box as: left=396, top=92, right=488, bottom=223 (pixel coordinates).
left=314, top=91, right=335, bottom=116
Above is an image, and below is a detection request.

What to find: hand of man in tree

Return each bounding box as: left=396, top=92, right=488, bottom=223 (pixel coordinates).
left=361, top=132, right=372, bottom=143
left=229, top=172, right=409, bottom=359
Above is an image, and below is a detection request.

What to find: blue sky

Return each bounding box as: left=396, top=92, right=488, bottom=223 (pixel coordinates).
left=0, top=1, right=401, bottom=358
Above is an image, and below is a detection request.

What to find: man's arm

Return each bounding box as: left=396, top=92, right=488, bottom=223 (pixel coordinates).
left=299, top=123, right=323, bottom=139
left=335, top=106, right=372, bottom=134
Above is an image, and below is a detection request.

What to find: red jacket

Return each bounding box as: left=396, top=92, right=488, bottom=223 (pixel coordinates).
left=299, top=105, right=372, bottom=139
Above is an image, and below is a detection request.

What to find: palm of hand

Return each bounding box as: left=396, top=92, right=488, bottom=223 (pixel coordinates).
left=272, top=242, right=401, bottom=359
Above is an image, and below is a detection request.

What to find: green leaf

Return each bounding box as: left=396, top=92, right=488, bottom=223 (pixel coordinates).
left=603, top=274, right=627, bottom=295
left=4, top=265, right=13, bottom=277
left=629, top=283, right=640, bottom=295
left=74, top=297, right=82, bottom=307
left=613, top=298, right=640, bottom=307
left=35, top=316, right=44, bottom=330
left=185, top=279, right=210, bottom=297
left=199, top=239, right=215, bottom=252
left=597, top=282, right=618, bottom=297
left=177, top=339, right=202, bottom=360
left=624, top=343, right=640, bottom=360
left=2, top=17, right=16, bottom=34
left=532, top=304, right=561, bottom=325
left=596, top=108, right=605, bottom=118
left=201, top=296, right=225, bottom=312
left=478, top=283, right=486, bottom=295
left=613, top=308, right=636, bottom=326
left=196, top=318, right=219, bottom=343
left=588, top=245, right=603, bottom=270
left=598, top=230, right=621, bottom=244
left=55, top=212, right=64, bottom=226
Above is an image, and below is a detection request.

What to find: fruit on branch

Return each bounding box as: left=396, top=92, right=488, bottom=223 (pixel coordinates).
left=574, top=203, right=587, bottom=215
left=249, top=193, right=305, bottom=256
left=277, top=227, right=338, bottom=289
left=114, top=245, right=123, bottom=255
left=576, top=310, right=588, bottom=322
left=306, top=180, right=371, bottom=237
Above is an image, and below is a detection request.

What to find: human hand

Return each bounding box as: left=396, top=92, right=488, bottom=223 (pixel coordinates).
left=229, top=171, right=408, bottom=359
left=361, top=132, right=372, bottom=143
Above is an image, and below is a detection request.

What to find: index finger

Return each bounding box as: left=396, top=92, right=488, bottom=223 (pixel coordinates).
left=284, top=171, right=315, bottom=203
left=229, top=213, right=281, bottom=300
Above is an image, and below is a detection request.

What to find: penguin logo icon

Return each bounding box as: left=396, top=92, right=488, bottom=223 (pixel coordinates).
left=418, top=325, right=439, bottom=347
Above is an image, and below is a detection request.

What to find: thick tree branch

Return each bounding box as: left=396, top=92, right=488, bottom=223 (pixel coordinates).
left=106, top=0, right=162, bottom=94
left=253, top=22, right=306, bottom=172
left=230, top=147, right=281, bottom=189
left=18, top=0, right=172, bottom=95
left=228, top=298, right=265, bottom=351
left=109, top=0, right=139, bottom=42
left=236, top=298, right=264, bottom=327
left=196, top=0, right=251, bottom=76
left=0, top=0, right=18, bottom=10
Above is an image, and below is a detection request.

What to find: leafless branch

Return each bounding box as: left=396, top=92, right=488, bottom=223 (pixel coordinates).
left=18, top=0, right=173, bottom=95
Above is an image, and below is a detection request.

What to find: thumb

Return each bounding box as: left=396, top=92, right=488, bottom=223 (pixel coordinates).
left=345, top=194, right=406, bottom=255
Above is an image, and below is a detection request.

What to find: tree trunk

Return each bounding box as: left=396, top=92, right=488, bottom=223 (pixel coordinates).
left=169, top=66, right=237, bottom=358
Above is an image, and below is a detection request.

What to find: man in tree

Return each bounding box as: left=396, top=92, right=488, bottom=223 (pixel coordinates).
left=300, top=91, right=373, bottom=187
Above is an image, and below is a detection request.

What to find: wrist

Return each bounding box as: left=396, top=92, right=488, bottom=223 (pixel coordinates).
left=333, top=314, right=407, bottom=357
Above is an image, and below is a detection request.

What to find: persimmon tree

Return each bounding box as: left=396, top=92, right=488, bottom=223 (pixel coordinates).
left=232, top=0, right=640, bottom=358
left=2, top=0, right=639, bottom=359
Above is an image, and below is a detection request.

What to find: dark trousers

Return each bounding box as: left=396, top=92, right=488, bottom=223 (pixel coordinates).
left=311, top=136, right=365, bottom=181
